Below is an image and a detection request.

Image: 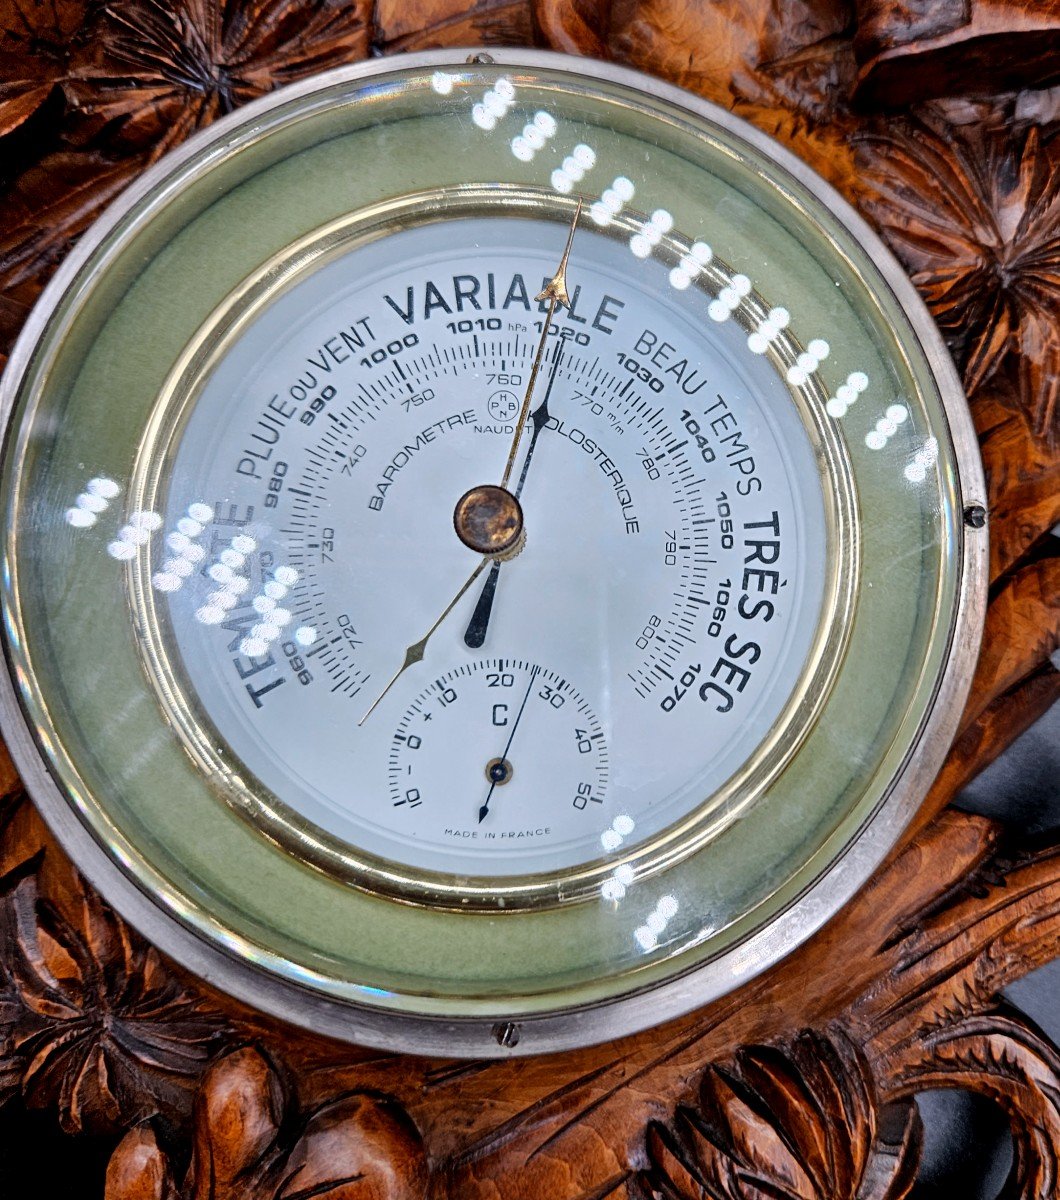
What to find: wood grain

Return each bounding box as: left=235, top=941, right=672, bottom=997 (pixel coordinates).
left=853, top=0, right=1060, bottom=107
left=1, top=0, right=1058, bottom=1195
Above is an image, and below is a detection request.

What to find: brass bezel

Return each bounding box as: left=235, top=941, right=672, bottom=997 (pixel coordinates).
left=126, top=185, right=859, bottom=911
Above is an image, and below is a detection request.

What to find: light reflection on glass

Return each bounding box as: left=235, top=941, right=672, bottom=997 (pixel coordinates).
left=634, top=893, right=679, bottom=952
left=905, top=435, right=939, bottom=483
left=108, top=511, right=162, bottom=559
left=66, top=476, right=120, bottom=528
left=600, top=858, right=637, bottom=903
left=600, top=812, right=636, bottom=856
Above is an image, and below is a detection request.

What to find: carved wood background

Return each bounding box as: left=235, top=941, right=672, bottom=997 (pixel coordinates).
left=2, top=1, right=1060, bottom=1195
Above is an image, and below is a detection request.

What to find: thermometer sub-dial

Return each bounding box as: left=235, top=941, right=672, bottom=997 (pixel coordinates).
left=389, top=659, right=609, bottom=853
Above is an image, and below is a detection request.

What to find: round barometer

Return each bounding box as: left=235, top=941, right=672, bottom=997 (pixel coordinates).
left=0, top=49, right=986, bottom=1055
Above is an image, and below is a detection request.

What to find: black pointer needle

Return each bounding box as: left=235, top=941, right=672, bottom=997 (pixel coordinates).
left=464, top=560, right=502, bottom=650
left=464, top=346, right=564, bottom=648
left=478, top=666, right=540, bottom=824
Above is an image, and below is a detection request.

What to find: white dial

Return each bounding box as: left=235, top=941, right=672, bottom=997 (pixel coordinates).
left=156, top=213, right=829, bottom=880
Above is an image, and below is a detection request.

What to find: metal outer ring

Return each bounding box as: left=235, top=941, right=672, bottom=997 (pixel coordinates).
left=0, top=47, right=988, bottom=1057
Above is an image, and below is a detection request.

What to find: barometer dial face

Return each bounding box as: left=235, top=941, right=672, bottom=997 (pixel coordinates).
left=147, top=208, right=841, bottom=896
left=0, top=50, right=986, bottom=1055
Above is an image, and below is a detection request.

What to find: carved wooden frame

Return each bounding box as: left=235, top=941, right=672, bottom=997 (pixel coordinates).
left=1, top=1, right=1058, bottom=1195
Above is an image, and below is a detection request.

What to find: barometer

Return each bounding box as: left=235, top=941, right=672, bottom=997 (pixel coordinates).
left=0, top=49, right=986, bottom=1055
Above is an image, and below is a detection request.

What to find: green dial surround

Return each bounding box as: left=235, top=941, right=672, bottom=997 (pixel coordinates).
left=0, top=49, right=986, bottom=1055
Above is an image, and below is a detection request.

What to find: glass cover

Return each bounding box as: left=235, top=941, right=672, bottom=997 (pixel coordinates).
left=0, top=52, right=974, bottom=1047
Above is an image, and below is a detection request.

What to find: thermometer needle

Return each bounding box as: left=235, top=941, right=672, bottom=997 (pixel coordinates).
left=498, top=198, right=581, bottom=490
left=478, top=665, right=540, bottom=823
left=359, top=557, right=489, bottom=725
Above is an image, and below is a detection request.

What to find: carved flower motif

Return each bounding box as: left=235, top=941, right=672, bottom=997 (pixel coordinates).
left=636, top=1030, right=918, bottom=1199
left=0, top=0, right=372, bottom=362
left=0, top=860, right=227, bottom=1133
left=65, top=0, right=372, bottom=157
left=857, top=113, right=1060, bottom=446
left=0, top=0, right=98, bottom=361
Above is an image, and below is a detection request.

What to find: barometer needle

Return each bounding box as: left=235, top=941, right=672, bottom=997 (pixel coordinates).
left=465, top=344, right=564, bottom=648
left=359, top=557, right=489, bottom=725
left=498, top=198, right=581, bottom=491
left=369, top=205, right=582, bottom=701
left=478, top=665, right=540, bottom=824
left=464, top=562, right=501, bottom=650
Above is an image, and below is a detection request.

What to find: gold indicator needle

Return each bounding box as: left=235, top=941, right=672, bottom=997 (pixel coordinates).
left=358, top=557, right=489, bottom=726
left=360, top=205, right=579, bottom=724
left=499, top=198, right=582, bottom=490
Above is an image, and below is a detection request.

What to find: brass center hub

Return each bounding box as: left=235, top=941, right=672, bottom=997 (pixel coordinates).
left=453, top=484, right=524, bottom=555
left=485, top=757, right=514, bottom=786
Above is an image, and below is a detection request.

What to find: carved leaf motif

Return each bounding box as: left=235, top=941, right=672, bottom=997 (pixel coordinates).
left=106, top=1046, right=429, bottom=1200
left=882, top=1011, right=1060, bottom=1198
left=596, top=0, right=863, bottom=196
left=0, top=956, right=17, bottom=1107
left=962, top=555, right=1060, bottom=735
left=853, top=0, right=968, bottom=53
left=532, top=0, right=610, bottom=58
left=0, top=0, right=89, bottom=140
left=0, top=150, right=146, bottom=295
left=856, top=112, right=1060, bottom=446
left=975, top=383, right=1060, bottom=581
left=635, top=1030, right=912, bottom=1200
left=852, top=1, right=1060, bottom=107
left=106, top=1124, right=178, bottom=1200
left=605, top=0, right=854, bottom=115
left=374, top=0, right=535, bottom=52
left=0, top=858, right=228, bottom=1134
